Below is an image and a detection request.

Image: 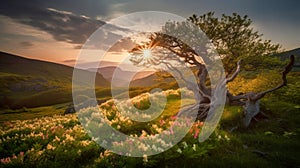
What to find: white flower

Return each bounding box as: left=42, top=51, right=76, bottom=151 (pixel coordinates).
left=157, top=147, right=164, bottom=152
left=92, top=137, right=99, bottom=142
left=152, top=144, right=158, bottom=151
left=177, top=148, right=182, bottom=154
left=101, top=140, right=107, bottom=146
left=225, top=135, right=230, bottom=141
left=192, top=144, right=197, bottom=151
left=182, top=141, right=188, bottom=149
left=138, top=143, right=148, bottom=151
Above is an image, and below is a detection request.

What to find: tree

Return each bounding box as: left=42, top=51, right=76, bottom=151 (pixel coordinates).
left=129, top=12, right=294, bottom=128
left=189, top=12, right=281, bottom=74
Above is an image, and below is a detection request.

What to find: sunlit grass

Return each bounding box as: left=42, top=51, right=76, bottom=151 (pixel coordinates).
left=0, top=103, right=67, bottom=124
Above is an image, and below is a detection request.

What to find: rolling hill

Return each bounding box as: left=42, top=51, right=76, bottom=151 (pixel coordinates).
left=1, top=47, right=298, bottom=109
left=273, top=48, right=300, bottom=71
left=276, top=48, right=300, bottom=59
left=89, top=66, right=155, bottom=87
left=0, top=51, right=109, bottom=109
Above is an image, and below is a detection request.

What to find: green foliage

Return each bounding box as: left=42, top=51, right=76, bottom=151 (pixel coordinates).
left=220, top=105, right=243, bottom=128
left=227, top=69, right=300, bottom=106
left=188, top=12, right=281, bottom=74
left=227, top=70, right=282, bottom=95
left=271, top=73, right=300, bottom=104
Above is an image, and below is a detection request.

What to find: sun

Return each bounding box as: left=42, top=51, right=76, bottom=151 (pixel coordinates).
left=142, top=49, right=152, bottom=59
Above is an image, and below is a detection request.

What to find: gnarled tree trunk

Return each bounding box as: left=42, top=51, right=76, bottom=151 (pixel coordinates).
left=227, top=55, right=295, bottom=127
left=195, top=55, right=295, bottom=127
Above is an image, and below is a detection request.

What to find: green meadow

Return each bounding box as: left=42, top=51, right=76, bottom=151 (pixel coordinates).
left=1, top=60, right=299, bottom=167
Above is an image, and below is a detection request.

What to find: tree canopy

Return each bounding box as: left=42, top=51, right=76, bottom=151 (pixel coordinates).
left=188, top=12, right=281, bottom=74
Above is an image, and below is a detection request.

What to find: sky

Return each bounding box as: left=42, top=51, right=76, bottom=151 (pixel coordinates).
left=0, top=0, right=299, bottom=67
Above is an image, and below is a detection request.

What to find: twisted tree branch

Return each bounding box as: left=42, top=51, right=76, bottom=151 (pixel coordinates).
left=253, top=55, right=295, bottom=101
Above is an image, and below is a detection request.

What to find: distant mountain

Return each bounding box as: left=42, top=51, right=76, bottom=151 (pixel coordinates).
left=90, top=66, right=155, bottom=87
left=276, top=48, right=300, bottom=58
left=78, top=60, right=120, bottom=69
left=0, top=51, right=109, bottom=108
left=130, top=72, right=178, bottom=87
left=274, top=48, right=300, bottom=68
left=130, top=73, right=158, bottom=87
left=276, top=48, right=300, bottom=64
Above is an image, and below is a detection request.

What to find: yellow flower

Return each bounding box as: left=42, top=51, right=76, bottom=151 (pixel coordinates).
left=80, top=140, right=91, bottom=147
left=143, top=154, right=148, bottom=163
left=53, top=136, right=60, bottom=142
left=65, top=134, right=75, bottom=141
left=37, top=150, right=44, bottom=156
left=103, top=150, right=112, bottom=157
left=47, top=144, right=55, bottom=150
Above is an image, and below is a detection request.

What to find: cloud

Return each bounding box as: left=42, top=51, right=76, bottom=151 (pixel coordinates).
left=28, top=8, right=105, bottom=44
left=46, top=8, right=74, bottom=15
left=0, top=1, right=138, bottom=53
left=0, top=1, right=104, bottom=45
left=19, top=41, right=34, bottom=48
left=109, top=38, right=136, bottom=52
left=62, top=59, right=77, bottom=63
left=74, top=45, right=83, bottom=50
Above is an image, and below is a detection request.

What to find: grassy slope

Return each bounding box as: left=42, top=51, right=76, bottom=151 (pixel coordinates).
left=0, top=103, right=68, bottom=123
left=0, top=51, right=109, bottom=109
left=201, top=99, right=300, bottom=167
left=193, top=66, right=300, bottom=167
left=0, top=89, right=299, bottom=167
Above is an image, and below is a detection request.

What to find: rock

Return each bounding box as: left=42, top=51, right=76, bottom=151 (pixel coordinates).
left=64, top=104, right=76, bottom=114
